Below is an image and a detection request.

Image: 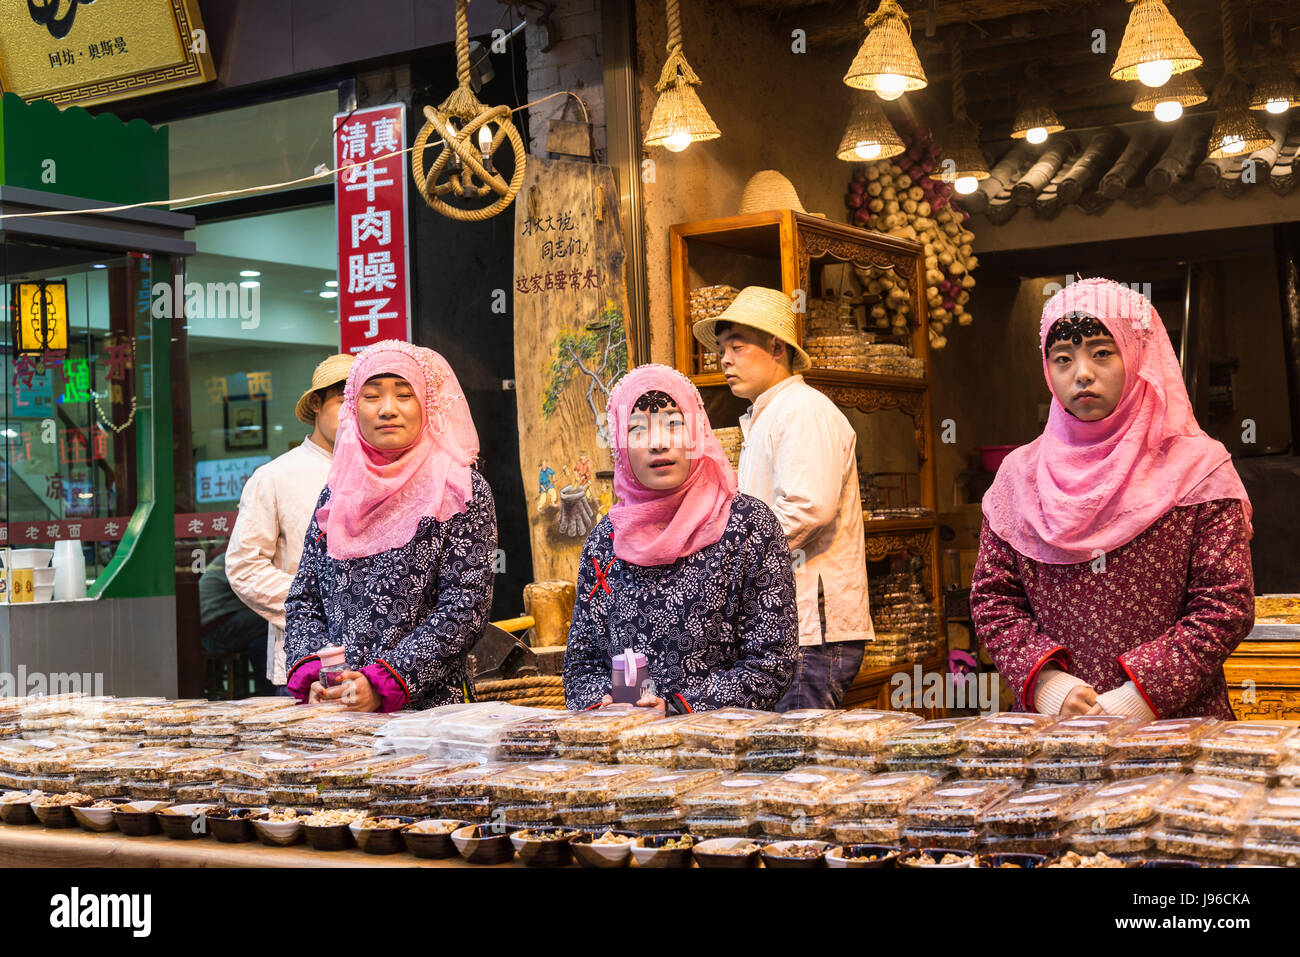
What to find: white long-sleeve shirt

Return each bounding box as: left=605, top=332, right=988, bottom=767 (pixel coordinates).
left=738, top=375, right=874, bottom=647
left=224, top=437, right=332, bottom=684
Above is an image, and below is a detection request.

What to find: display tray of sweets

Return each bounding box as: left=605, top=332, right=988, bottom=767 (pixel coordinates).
left=1154, top=775, right=1265, bottom=836
left=745, top=710, right=841, bottom=751
left=1064, top=775, right=1177, bottom=832
left=261, top=748, right=373, bottom=785
left=1110, top=717, right=1219, bottom=760
left=903, top=780, right=1015, bottom=828
left=1028, top=757, right=1109, bottom=783
left=1244, top=786, right=1300, bottom=842
left=679, top=773, right=777, bottom=820
left=1149, top=825, right=1241, bottom=861
left=486, top=761, right=592, bottom=802
left=812, top=709, right=923, bottom=755
left=371, top=760, right=493, bottom=797
left=948, top=753, right=1032, bottom=779
left=754, top=766, right=864, bottom=818
left=1067, top=822, right=1155, bottom=856
left=978, top=785, right=1088, bottom=835
left=214, top=748, right=323, bottom=787
left=883, top=717, right=980, bottom=758
left=1198, top=722, right=1295, bottom=768
left=956, top=713, right=1054, bottom=757
left=830, top=818, right=904, bottom=844
left=315, top=753, right=429, bottom=788
left=556, top=765, right=657, bottom=806
left=553, top=705, right=664, bottom=746
left=615, top=769, right=722, bottom=814
left=616, top=714, right=694, bottom=752
left=830, top=772, right=941, bottom=818
left=495, top=712, right=570, bottom=759
left=675, top=709, right=773, bottom=753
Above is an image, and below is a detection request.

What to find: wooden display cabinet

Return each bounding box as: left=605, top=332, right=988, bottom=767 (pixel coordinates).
left=669, top=209, right=946, bottom=715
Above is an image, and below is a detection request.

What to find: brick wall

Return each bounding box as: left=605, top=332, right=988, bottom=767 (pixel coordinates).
left=523, top=0, right=606, bottom=160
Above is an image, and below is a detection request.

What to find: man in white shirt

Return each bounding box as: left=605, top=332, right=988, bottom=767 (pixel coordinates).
left=225, top=354, right=353, bottom=691
left=694, top=286, right=873, bottom=710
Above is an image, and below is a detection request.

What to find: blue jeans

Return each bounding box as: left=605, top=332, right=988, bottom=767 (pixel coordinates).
left=776, top=640, right=866, bottom=711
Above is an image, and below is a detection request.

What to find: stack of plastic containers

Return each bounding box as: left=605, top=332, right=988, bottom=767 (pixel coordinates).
left=614, top=768, right=722, bottom=832
left=1030, top=715, right=1139, bottom=783
left=1064, top=775, right=1178, bottom=858
left=1193, top=721, right=1295, bottom=784
left=810, top=709, right=923, bottom=771
left=553, top=765, right=658, bottom=827
left=368, top=759, right=489, bottom=818
left=674, top=709, right=776, bottom=770
left=1241, top=786, right=1300, bottom=865
left=951, top=713, right=1054, bottom=780
left=827, top=771, right=941, bottom=845
left=487, top=759, right=592, bottom=826
left=977, top=784, right=1089, bottom=856
left=902, top=780, right=1016, bottom=850
left=753, top=765, right=863, bottom=840
left=1150, top=775, right=1265, bottom=862
left=881, top=716, right=979, bottom=774
left=552, top=705, right=662, bottom=762
left=680, top=772, right=775, bottom=837
left=1107, top=717, right=1219, bottom=779
left=742, top=710, right=840, bottom=772
left=615, top=714, right=694, bottom=766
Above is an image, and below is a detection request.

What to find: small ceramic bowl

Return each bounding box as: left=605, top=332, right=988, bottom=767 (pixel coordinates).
left=898, top=848, right=975, bottom=868
left=826, top=844, right=904, bottom=869
left=402, top=819, right=471, bottom=860
left=349, top=816, right=415, bottom=855
left=977, top=853, right=1049, bottom=869
left=71, top=798, right=130, bottom=832
left=630, top=833, right=695, bottom=869
left=157, top=803, right=222, bottom=840
left=510, top=827, right=581, bottom=867
left=693, top=837, right=764, bottom=869
left=761, top=840, right=835, bottom=869
left=0, top=793, right=40, bottom=826
left=32, top=800, right=85, bottom=829
left=206, top=807, right=259, bottom=844
left=569, top=829, right=638, bottom=869
left=113, top=800, right=172, bottom=837
left=303, top=819, right=360, bottom=852
left=250, top=811, right=305, bottom=847
left=451, top=823, right=519, bottom=865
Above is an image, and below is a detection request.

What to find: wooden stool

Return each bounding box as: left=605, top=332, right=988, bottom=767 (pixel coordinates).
left=202, top=651, right=253, bottom=701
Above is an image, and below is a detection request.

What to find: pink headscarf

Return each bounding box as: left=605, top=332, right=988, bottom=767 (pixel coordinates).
left=316, top=340, right=479, bottom=559
left=982, top=278, right=1252, bottom=564
left=606, top=364, right=737, bottom=567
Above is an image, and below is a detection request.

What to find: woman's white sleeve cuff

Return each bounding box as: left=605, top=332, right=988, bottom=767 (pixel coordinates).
left=1096, top=682, right=1156, bottom=720
left=1033, top=667, right=1088, bottom=715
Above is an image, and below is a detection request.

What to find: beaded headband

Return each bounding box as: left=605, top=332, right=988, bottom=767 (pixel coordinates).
left=343, top=339, right=462, bottom=434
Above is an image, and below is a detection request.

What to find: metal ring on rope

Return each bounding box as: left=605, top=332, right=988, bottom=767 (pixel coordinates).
left=411, top=105, right=525, bottom=221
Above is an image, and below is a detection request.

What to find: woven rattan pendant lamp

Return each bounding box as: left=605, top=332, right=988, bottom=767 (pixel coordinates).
left=937, top=34, right=988, bottom=193
left=1132, top=70, right=1206, bottom=122
left=1207, top=0, right=1272, bottom=159
left=1250, top=24, right=1299, bottom=114
left=644, top=0, right=719, bottom=151
left=1110, top=0, right=1203, bottom=88
left=844, top=0, right=927, bottom=101
left=1010, top=64, right=1064, bottom=144
left=836, top=94, right=905, bottom=161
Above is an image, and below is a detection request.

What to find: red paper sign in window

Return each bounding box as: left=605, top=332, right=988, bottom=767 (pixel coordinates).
left=334, top=103, right=411, bottom=355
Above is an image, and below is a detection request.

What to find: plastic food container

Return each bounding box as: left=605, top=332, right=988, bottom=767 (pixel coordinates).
left=369, top=759, right=491, bottom=797
left=738, top=749, right=805, bottom=772
left=813, top=709, right=923, bottom=755
left=266, top=784, right=323, bottom=806
left=1038, top=716, right=1142, bottom=758
left=487, top=761, right=592, bottom=802
left=1155, top=775, right=1265, bottom=836
left=219, top=785, right=269, bottom=807
left=1239, top=836, right=1300, bottom=866
left=1244, top=787, right=1300, bottom=842
left=956, top=713, right=1054, bottom=757
left=316, top=753, right=432, bottom=789
left=884, top=718, right=980, bottom=758
left=556, top=743, right=621, bottom=763
left=1199, top=722, right=1296, bottom=768
left=619, top=807, right=689, bottom=831
left=615, top=769, right=722, bottom=814
left=617, top=714, right=694, bottom=751
left=757, top=813, right=832, bottom=840
left=558, top=765, right=657, bottom=806
left=493, top=801, right=556, bottom=825
left=808, top=750, right=880, bottom=771
left=420, top=764, right=513, bottom=803
left=979, top=786, right=1086, bottom=835
left=1065, top=776, right=1177, bottom=832
left=1106, top=756, right=1192, bottom=779
left=496, top=713, right=569, bottom=759
left=675, top=709, right=773, bottom=752
left=755, top=766, right=864, bottom=817
left=830, top=818, right=904, bottom=844
left=553, top=705, right=662, bottom=746
left=902, top=827, right=981, bottom=851
left=682, top=817, right=760, bottom=838
left=1150, top=825, right=1241, bottom=861
left=1111, top=717, right=1219, bottom=760
left=1068, top=822, right=1155, bottom=855
left=262, top=748, right=372, bottom=785
left=746, top=710, right=841, bottom=751
left=614, top=748, right=677, bottom=767
left=674, top=747, right=754, bottom=771
left=1028, top=756, right=1109, bottom=783
left=881, top=754, right=954, bottom=775
left=1189, top=760, right=1277, bottom=785
left=830, top=772, right=940, bottom=819
left=978, top=830, right=1066, bottom=856
left=680, top=773, right=775, bottom=820
left=217, top=748, right=320, bottom=787
left=949, top=752, right=1032, bottom=779
left=903, top=781, right=1015, bottom=828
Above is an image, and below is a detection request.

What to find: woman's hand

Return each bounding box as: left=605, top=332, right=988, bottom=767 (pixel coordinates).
left=317, top=670, right=381, bottom=712
left=635, top=694, right=666, bottom=714
left=308, top=681, right=326, bottom=704
left=1060, top=684, right=1103, bottom=716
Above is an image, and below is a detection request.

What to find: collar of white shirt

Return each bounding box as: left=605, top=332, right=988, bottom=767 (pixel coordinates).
left=740, top=373, right=804, bottom=436
left=300, top=435, right=333, bottom=461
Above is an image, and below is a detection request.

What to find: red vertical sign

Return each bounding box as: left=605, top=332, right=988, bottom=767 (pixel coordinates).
left=334, top=103, right=412, bottom=354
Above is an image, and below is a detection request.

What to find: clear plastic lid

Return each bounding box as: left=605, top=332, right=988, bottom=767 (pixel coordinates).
left=1038, top=715, right=1140, bottom=757
left=1067, top=822, right=1155, bottom=855
left=615, top=769, right=723, bottom=809
left=1106, top=756, right=1193, bottom=779
left=558, top=765, right=658, bottom=805
left=371, top=759, right=499, bottom=797
left=746, top=710, right=842, bottom=750
left=1244, top=787, right=1300, bottom=841
left=262, top=748, right=373, bottom=784
left=680, top=773, right=779, bottom=817
left=756, top=813, right=833, bottom=841
left=1111, top=717, right=1219, bottom=758
left=487, top=760, right=593, bottom=801
left=616, top=714, right=695, bottom=751
left=754, top=766, right=864, bottom=816
left=955, top=713, right=1055, bottom=756
left=948, top=752, right=1033, bottom=779
left=1189, top=760, right=1278, bottom=786
left=881, top=754, right=954, bottom=774
left=215, top=747, right=322, bottom=786
left=1199, top=722, right=1296, bottom=767
left=284, top=712, right=392, bottom=742
left=675, top=709, right=774, bottom=752
left=27, top=744, right=173, bottom=776
left=553, top=705, right=663, bottom=745
left=556, top=742, right=621, bottom=762
left=497, top=712, right=570, bottom=745
left=830, top=771, right=941, bottom=818
left=979, top=786, right=1088, bottom=833
left=1064, top=775, right=1178, bottom=831
left=316, top=753, right=433, bottom=787
left=238, top=703, right=335, bottom=729
left=1155, top=775, right=1266, bottom=835
left=884, top=717, right=980, bottom=757
left=1150, top=825, right=1241, bottom=860
left=673, top=748, right=748, bottom=771
left=1027, top=756, right=1110, bottom=782
left=903, top=780, right=1015, bottom=826
left=813, top=709, right=924, bottom=755
left=830, top=818, right=905, bottom=844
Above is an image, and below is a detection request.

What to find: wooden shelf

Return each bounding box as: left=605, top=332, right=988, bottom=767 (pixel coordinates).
left=690, top=368, right=928, bottom=393
left=862, top=516, right=937, bottom=534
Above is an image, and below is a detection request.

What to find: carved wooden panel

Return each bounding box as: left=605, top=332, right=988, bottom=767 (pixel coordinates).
left=819, top=385, right=928, bottom=462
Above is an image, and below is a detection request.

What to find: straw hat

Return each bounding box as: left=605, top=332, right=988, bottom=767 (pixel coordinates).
left=737, top=170, right=825, bottom=218
left=692, top=285, right=811, bottom=372
left=295, top=353, right=355, bottom=424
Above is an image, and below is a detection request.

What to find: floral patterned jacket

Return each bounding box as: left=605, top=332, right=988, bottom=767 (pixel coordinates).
left=284, top=469, right=497, bottom=709
left=563, top=494, right=799, bottom=712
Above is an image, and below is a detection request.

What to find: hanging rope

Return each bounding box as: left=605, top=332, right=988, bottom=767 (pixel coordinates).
left=666, top=0, right=682, bottom=52
left=656, top=0, right=701, bottom=91
left=866, top=0, right=910, bottom=33
left=1219, top=0, right=1239, bottom=78
left=951, top=33, right=966, bottom=120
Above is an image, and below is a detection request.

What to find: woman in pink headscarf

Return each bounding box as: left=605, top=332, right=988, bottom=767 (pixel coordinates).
left=563, top=364, right=798, bottom=713
left=970, top=278, right=1254, bottom=720
left=283, top=340, right=496, bottom=712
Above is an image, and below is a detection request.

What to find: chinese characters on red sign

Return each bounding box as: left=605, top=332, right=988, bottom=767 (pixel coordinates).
left=334, top=104, right=411, bottom=354
left=0, top=518, right=129, bottom=545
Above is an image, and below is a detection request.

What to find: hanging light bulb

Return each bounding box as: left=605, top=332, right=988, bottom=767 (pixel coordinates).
left=663, top=130, right=694, bottom=153
left=1132, top=71, right=1205, bottom=121
left=1265, top=98, right=1291, bottom=115
left=1025, top=126, right=1049, bottom=145
left=643, top=0, right=720, bottom=151
left=1220, top=134, right=1245, bottom=155
left=836, top=95, right=904, bottom=162
left=954, top=175, right=979, bottom=194
left=855, top=140, right=883, bottom=160
left=1153, top=99, right=1184, bottom=122
left=936, top=35, right=990, bottom=198
left=1207, top=4, right=1274, bottom=162
left=1111, top=1, right=1202, bottom=85
left=844, top=1, right=927, bottom=99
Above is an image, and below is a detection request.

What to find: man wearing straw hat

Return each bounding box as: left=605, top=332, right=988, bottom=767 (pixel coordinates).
left=695, top=286, right=873, bottom=710
left=226, top=354, right=354, bottom=692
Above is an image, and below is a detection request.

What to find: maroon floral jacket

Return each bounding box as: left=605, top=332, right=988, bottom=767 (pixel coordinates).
left=969, top=499, right=1254, bottom=719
